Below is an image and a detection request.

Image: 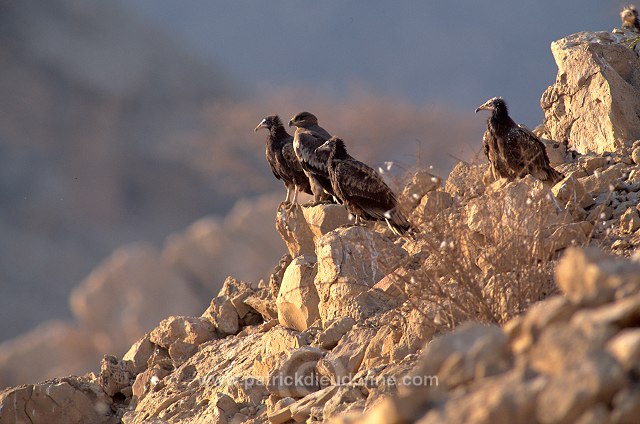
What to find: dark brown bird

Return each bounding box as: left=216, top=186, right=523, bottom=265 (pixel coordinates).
left=317, top=137, right=413, bottom=236
left=476, top=97, right=564, bottom=184
left=621, top=5, right=640, bottom=32
left=255, top=115, right=311, bottom=205
left=288, top=112, right=336, bottom=204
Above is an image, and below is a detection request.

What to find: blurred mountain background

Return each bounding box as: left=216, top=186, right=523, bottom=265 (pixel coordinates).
left=0, top=0, right=623, bottom=382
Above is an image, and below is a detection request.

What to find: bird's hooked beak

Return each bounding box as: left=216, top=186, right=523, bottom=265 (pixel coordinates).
left=254, top=119, right=268, bottom=132
left=316, top=141, right=331, bottom=152
left=288, top=119, right=294, bottom=128
left=475, top=100, right=493, bottom=113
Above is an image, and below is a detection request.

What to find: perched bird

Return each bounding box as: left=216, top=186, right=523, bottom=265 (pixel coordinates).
left=317, top=136, right=413, bottom=236
left=475, top=97, right=564, bottom=184
left=621, top=5, right=640, bottom=32
left=255, top=115, right=312, bottom=206
left=288, top=112, right=336, bottom=204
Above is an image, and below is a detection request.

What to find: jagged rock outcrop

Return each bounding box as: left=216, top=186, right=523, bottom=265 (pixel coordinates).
left=541, top=31, right=640, bottom=154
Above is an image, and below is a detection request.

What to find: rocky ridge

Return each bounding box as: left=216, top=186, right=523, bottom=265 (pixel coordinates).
left=2, top=29, right=640, bottom=424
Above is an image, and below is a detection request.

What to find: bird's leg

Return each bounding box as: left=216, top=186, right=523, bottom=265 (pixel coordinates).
left=284, top=187, right=292, bottom=204
left=286, top=187, right=299, bottom=217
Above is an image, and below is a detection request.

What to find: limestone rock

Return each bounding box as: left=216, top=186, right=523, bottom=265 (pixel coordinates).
left=276, top=255, right=320, bottom=332
left=317, top=326, right=377, bottom=386
left=266, top=346, right=325, bottom=398
left=411, top=322, right=509, bottom=390
left=444, top=162, right=486, bottom=200
left=401, top=170, right=441, bottom=208
left=276, top=203, right=350, bottom=258
left=98, top=354, right=133, bottom=397
left=202, top=296, right=240, bottom=336
left=316, top=317, right=356, bottom=350
left=466, top=175, right=565, bottom=237
left=217, top=276, right=263, bottom=326
left=606, top=329, right=640, bottom=372
left=620, top=207, right=640, bottom=234
left=412, top=190, right=454, bottom=224
left=555, top=247, right=640, bottom=306
left=552, top=174, right=593, bottom=209
left=148, top=315, right=216, bottom=365
left=541, top=31, right=640, bottom=154
left=0, top=377, right=116, bottom=424
left=122, top=335, right=155, bottom=375
left=536, top=353, right=627, bottom=424
left=314, top=226, right=406, bottom=323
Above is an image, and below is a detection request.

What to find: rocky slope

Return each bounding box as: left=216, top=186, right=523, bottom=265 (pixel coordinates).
left=2, top=29, right=640, bottom=424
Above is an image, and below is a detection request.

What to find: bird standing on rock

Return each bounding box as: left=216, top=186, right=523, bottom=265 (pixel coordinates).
left=621, top=5, right=640, bottom=32
left=254, top=115, right=312, bottom=207
left=475, top=97, right=564, bottom=185
left=288, top=112, right=337, bottom=205
left=317, top=136, right=413, bottom=236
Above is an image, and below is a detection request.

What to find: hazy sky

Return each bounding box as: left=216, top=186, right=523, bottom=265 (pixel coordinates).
left=124, top=1, right=622, bottom=126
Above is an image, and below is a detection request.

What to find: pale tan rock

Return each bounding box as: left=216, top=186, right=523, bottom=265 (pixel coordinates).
left=444, top=162, right=486, bottom=200
left=507, top=296, right=577, bottom=355
left=536, top=353, right=626, bottom=424
left=316, top=317, right=356, bottom=350
left=552, top=174, right=593, bottom=209
left=414, top=371, right=545, bottom=424
left=466, top=175, right=565, bottom=237
left=412, top=190, right=454, bottom=224
left=632, top=147, right=640, bottom=165
left=620, top=207, right=640, bottom=234
left=263, top=326, right=307, bottom=357
left=411, top=322, right=509, bottom=390
left=401, top=170, right=441, bottom=208
left=606, top=329, right=640, bottom=372
left=123, top=335, right=155, bottom=375
left=541, top=31, right=640, bottom=154
left=202, top=296, right=240, bottom=336
left=266, top=346, right=325, bottom=398
left=579, top=156, right=609, bottom=174
left=150, top=315, right=216, bottom=349
left=98, top=354, right=133, bottom=397
left=538, top=221, right=592, bottom=258
left=543, top=139, right=569, bottom=166
left=244, top=289, right=278, bottom=322
left=555, top=247, right=640, bottom=306
left=276, top=203, right=350, bottom=258
left=315, top=226, right=406, bottom=323
left=528, top=323, right=612, bottom=376
left=277, top=255, right=320, bottom=332
left=0, top=377, right=116, bottom=424
left=317, top=326, right=377, bottom=386
left=580, top=163, right=626, bottom=194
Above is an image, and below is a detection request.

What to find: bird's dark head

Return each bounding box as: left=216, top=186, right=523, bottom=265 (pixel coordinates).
left=475, top=97, right=508, bottom=115
left=288, top=111, right=318, bottom=129
left=317, top=136, right=348, bottom=157
left=254, top=115, right=282, bottom=132
left=621, top=5, right=639, bottom=26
